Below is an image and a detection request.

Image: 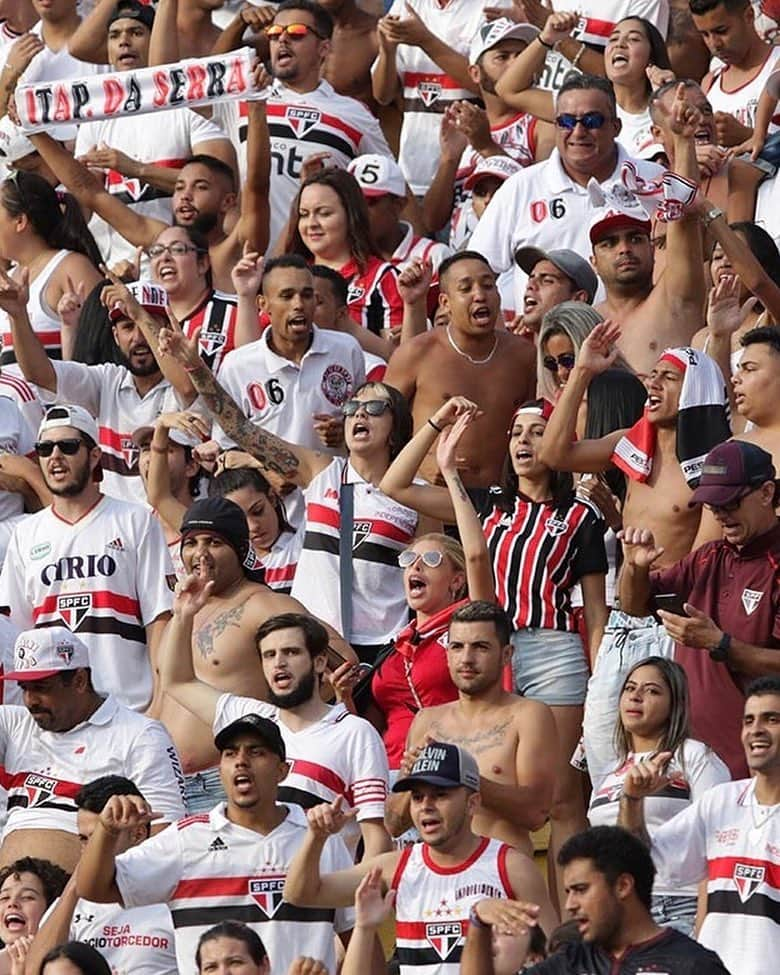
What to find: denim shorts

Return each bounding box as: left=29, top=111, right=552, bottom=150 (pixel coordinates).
left=651, top=894, right=697, bottom=936
left=183, top=766, right=226, bottom=814
left=510, top=629, right=589, bottom=706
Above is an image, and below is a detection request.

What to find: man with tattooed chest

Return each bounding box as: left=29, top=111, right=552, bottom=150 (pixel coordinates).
left=157, top=496, right=353, bottom=813
left=385, top=601, right=558, bottom=855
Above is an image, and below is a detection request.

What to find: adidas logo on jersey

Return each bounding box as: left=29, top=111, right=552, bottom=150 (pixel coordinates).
left=208, top=837, right=228, bottom=852
left=106, top=537, right=124, bottom=552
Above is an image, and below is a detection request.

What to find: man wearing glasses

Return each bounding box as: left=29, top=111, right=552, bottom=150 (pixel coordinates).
left=619, top=439, right=780, bottom=779
left=261, top=0, right=392, bottom=250
left=471, top=72, right=665, bottom=315
left=0, top=403, right=176, bottom=714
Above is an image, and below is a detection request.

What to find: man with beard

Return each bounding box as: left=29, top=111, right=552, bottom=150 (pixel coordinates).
left=75, top=713, right=357, bottom=975
left=159, top=565, right=389, bottom=858
left=385, top=601, right=558, bottom=857
left=2, top=276, right=195, bottom=504
left=0, top=404, right=176, bottom=714
left=156, top=500, right=359, bottom=819
left=591, top=83, right=706, bottom=377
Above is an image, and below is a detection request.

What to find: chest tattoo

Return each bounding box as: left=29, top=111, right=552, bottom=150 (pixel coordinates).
left=195, top=604, right=246, bottom=660
left=427, top=717, right=512, bottom=755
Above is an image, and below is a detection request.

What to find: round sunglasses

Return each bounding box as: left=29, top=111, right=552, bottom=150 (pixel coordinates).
left=543, top=352, right=576, bottom=373
left=398, top=550, right=444, bottom=569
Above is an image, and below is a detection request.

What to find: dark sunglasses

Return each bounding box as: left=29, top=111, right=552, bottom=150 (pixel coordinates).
left=555, top=111, right=608, bottom=131
left=398, top=550, right=444, bottom=569
left=543, top=352, right=576, bottom=373
left=265, top=23, right=323, bottom=40
left=704, top=486, right=759, bottom=515
left=342, top=399, right=392, bottom=417
left=35, top=438, right=84, bottom=457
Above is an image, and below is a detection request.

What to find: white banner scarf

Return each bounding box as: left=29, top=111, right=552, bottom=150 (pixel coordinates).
left=15, top=47, right=263, bottom=134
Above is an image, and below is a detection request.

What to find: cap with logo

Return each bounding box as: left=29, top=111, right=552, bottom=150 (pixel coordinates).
left=131, top=423, right=201, bottom=450
left=108, top=281, right=168, bottom=322
left=347, top=154, right=406, bottom=198
left=514, top=246, right=598, bottom=304
left=38, top=404, right=99, bottom=445
left=2, top=627, right=90, bottom=681
left=463, top=154, right=523, bottom=192
left=0, top=117, right=36, bottom=165
left=469, top=18, right=539, bottom=65
left=688, top=441, right=776, bottom=508
left=108, top=0, right=155, bottom=30
left=589, top=205, right=651, bottom=246
left=392, top=741, right=480, bottom=793
left=214, top=713, right=286, bottom=760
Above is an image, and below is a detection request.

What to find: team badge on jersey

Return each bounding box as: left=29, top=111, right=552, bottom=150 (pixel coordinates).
left=742, top=588, right=763, bottom=615
left=284, top=106, right=321, bottom=137
left=545, top=516, right=568, bottom=537
left=417, top=81, right=442, bottom=107
left=353, top=520, right=372, bottom=550
left=321, top=363, right=353, bottom=406
left=347, top=282, right=365, bottom=304
left=199, top=330, right=227, bottom=357
left=734, top=862, right=765, bottom=902
left=425, top=921, right=463, bottom=961
left=249, top=876, right=285, bottom=917
left=56, top=593, right=92, bottom=631
left=121, top=437, right=139, bottom=470
left=21, top=772, right=58, bottom=808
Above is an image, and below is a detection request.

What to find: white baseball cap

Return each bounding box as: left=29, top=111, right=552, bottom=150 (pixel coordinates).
left=469, top=18, right=539, bottom=65
left=2, top=627, right=90, bottom=681
left=108, top=281, right=168, bottom=322
left=131, top=423, right=201, bottom=449
left=463, top=154, right=523, bottom=191
left=0, top=117, right=35, bottom=164
left=348, top=154, right=406, bottom=198
left=38, top=403, right=99, bottom=444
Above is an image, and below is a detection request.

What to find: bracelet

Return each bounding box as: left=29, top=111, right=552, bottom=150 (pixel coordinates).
left=428, top=418, right=443, bottom=433
left=537, top=36, right=555, bottom=50
left=571, top=42, right=586, bottom=68
left=701, top=206, right=724, bottom=228
left=468, top=904, right=489, bottom=929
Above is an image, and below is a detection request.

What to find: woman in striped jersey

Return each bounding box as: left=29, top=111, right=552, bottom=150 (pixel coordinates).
left=380, top=396, right=610, bottom=908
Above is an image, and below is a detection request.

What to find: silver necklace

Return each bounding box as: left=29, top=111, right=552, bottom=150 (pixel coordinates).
left=446, top=325, right=498, bottom=365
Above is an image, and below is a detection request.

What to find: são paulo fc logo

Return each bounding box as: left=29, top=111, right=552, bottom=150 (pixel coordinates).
left=321, top=364, right=353, bottom=406
left=121, top=436, right=139, bottom=470
left=57, top=593, right=93, bottom=631
left=22, top=773, right=57, bottom=808
left=249, top=876, right=285, bottom=918
left=734, top=862, right=765, bottom=902
left=417, top=81, right=442, bottom=107
left=425, top=921, right=463, bottom=961
left=284, top=106, right=321, bottom=137
left=199, top=331, right=226, bottom=357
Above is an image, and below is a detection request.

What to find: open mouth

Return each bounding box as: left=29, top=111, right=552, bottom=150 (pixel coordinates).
left=233, top=772, right=254, bottom=794
left=523, top=295, right=538, bottom=311
left=351, top=421, right=370, bottom=439
left=695, top=128, right=713, bottom=144
left=470, top=305, right=492, bottom=324
left=117, top=53, right=138, bottom=67
left=749, top=739, right=771, bottom=755
left=158, top=265, right=177, bottom=282
left=176, top=206, right=197, bottom=221
left=287, top=315, right=308, bottom=330
left=3, top=912, right=26, bottom=932
left=515, top=448, right=533, bottom=462
left=611, top=53, right=629, bottom=66
left=407, top=575, right=426, bottom=595
left=646, top=395, right=662, bottom=410
left=273, top=671, right=292, bottom=690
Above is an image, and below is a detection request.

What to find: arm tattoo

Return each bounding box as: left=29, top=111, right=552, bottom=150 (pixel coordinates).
left=451, top=472, right=470, bottom=504
left=194, top=604, right=245, bottom=660
left=186, top=360, right=301, bottom=479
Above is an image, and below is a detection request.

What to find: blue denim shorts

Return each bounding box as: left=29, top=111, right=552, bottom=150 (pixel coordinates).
left=510, top=628, right=589, bottom=706
left=183, top=766, right=226, bottom=814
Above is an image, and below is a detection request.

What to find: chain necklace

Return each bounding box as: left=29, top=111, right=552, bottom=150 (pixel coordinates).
left=446, top=325, right=498, bottom=365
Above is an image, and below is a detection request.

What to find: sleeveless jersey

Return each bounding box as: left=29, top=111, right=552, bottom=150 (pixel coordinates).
left=706, top=46, right=780, bottom=131
left=0, top=250, right=69, bottom=364
left=393, top=837, right=514, bottom=975
left=291, top=459, right=415, bottom=645
left=181, top=289, right=239, bottom=376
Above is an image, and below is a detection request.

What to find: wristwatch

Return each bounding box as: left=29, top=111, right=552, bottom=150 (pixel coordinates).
left=709, top=631, right=731, bottom=662
left=702, top=206, right=724, bottom=228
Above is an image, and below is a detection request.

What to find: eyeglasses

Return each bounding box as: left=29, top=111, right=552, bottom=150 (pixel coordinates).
left=147, top=242, right=201, bottom=259
left=265, top=23, right=323, bottom=40
left=398, top=550, right=444, bottom=569
left=704, top=487, right=758, bottom=515
left=35, top=438, right=84, bottom=457
left=555, top=111, right=608, bottom=131
left=543, top=352, right=576, bottom=373
left=342, top=399, right=392, bottom=417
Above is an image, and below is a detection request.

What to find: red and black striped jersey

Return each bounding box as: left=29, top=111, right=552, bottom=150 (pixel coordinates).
left=181, top=289, right=239, bottom=376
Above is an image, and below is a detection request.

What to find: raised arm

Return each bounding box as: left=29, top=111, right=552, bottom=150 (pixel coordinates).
left=77, top=796, right=156, bottom=903
left=148, top=0, right=178, bottom=65
left=397, top=259, right=432, bottom=344
left=236, top=97, right=271, bottom=255
left=537, top=321, right=626, bottom=474
left=68, top=0, right=114, bottom=64
left=157, top=321, right=328, bottom=487
left=0, top=269, right=56, bottom=391
left=371, top=18, right=401, bottom=105
left=616, top=526, right=664, bottom=619
left=230, top=245, right=264, bottom=347
left=25, top=873, right=80, bottom=975
left=145, top=413, right=211, bottom=531
left=421, top=108, right=467, bottom=235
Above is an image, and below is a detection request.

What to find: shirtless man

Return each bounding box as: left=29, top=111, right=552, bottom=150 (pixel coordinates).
left=733, top=325, right=780, bottom=467
left=385, top=600, right=557, bottom=858
left=26, top=98, right=270, bottom=292
left=157, top=496, right=354, bottom=813
left=384, top=251, right=536, bottom=488
left=319, top=0, right=379, bottom=109
left=592, top=84, right=705, bottom=376
left=538, top=321, right=729, bottom=788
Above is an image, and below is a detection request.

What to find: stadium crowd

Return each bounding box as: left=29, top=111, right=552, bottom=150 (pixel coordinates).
left=0, top=0, right=779, bottom=973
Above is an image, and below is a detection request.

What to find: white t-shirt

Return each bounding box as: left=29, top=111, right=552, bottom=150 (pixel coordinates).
left=115, top=802, right=354, bottom=975
left=0, top=695, right=185, bottom=838
left=215, top=325, right=365, bottom=452
left=469, top=145, right=664, bottom=312
left=588, top=739, right=730, bottom=897
left=0, top=495, right=174, bottom=711
left=617, top=104, right=654, bottom=157
left=652, top=778, right=780, bottom=975
left=75, top=109, right=230, bottom=268
left=215, top=694, right=389, bottom=858
left=51, top=360, right=185, bottom=505
left=374, top=0, right=511, bottom=195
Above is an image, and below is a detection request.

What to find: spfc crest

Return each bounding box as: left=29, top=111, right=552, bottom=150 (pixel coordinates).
left=353, top=520, right=371, bottom=550
left=121, top=436, right=139, bottom=470
left=425, top=921, right=463, bottom=961
left=22, top=772, right=57, bottom=807
left=734, top=862, right=765, bottom=903
left=249, top=876, right=285, bottom=918
left=199, top=330, right=226, bottom=357
left=285, top=106, right=321, bottom=137
left=417, top=81, right=442, bottom=107
left=741, top=588, right=763, bottom=616
left=57, top=593, right=92, bottom=631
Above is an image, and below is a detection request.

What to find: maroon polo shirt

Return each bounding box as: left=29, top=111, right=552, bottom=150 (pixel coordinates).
left=649, top=521, right=780, bottom=778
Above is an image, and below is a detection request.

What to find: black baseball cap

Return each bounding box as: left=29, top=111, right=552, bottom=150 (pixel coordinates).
left=181, top=497, right=250, bottom=564
left=689, top=441, right=776, bottom=508
left=392, top=742, right=480, bottom=793
left=108, top=1, right=155, bottom=30
left=214, top=713, right=286, bottom=760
